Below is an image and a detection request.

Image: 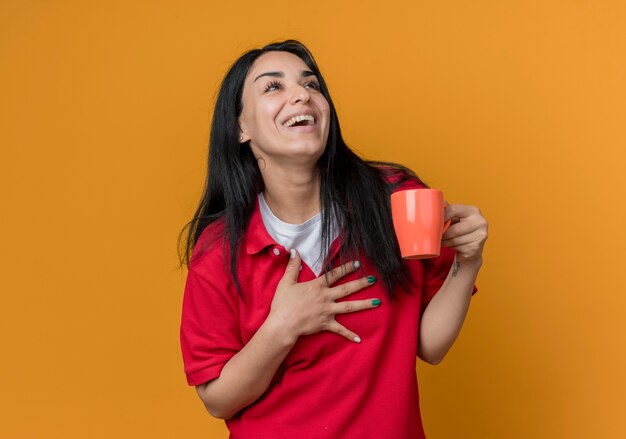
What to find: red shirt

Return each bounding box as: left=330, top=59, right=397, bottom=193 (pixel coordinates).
left=180, top=175, right=478, bottom=438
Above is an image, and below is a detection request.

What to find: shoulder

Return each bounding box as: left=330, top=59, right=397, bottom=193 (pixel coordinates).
left=369, top=162, right=428, bottom=192
left=189, top=217, right=229, bottom=272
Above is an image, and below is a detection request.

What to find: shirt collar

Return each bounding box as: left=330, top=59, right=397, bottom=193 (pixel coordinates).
left=244, top=194, right=344, bottom=264
left=245, top=195, right=277, bottom=255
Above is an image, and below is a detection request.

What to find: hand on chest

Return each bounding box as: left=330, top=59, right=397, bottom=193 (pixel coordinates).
left=237, top=254, right=423, bottom=368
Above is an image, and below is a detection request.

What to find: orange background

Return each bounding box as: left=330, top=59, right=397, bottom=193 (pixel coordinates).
left=1, top=1, right=625, bottom=438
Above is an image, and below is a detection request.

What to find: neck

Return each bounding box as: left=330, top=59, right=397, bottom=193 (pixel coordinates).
left=260, top=166, right=321, bottom=224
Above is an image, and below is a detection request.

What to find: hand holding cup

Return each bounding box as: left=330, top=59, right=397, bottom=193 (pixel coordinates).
left=441, top=203, right=488, bottom=264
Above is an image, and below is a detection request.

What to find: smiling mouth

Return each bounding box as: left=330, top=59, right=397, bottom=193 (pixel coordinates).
left=282, top=114, right=316, bottom=128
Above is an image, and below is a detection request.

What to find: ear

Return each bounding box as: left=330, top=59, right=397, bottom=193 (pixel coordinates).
left=237, top=119, right=250, bottom=143
left=239, top=132, right=250, bottom=143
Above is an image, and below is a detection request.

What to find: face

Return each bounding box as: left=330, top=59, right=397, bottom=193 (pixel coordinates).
left=238, top=51, right=331, bottom=169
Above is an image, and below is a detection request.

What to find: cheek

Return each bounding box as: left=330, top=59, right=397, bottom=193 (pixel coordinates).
left=316, top=95, right=330, bottom=113
left=243, top=99, right=278, bottom=133
left=319, top=99, right=331, bottom=122
left=249, top=102, right=281, bottom=135
left=260, top=99, right=282, bottom=119
left=321, top=101, right=331, bottom=134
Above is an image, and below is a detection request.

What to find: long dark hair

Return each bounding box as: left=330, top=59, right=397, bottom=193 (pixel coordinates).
left=178, top=39, right=426, bottom=298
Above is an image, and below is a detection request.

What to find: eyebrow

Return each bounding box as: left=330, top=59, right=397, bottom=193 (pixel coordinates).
left=253, top=70, right=317, bottom=83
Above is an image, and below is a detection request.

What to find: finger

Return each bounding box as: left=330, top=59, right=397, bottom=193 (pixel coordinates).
left=318, top=260, right=361, bottom=287
left=325, top=320, right=362, bottom=343
left=444, top=204, right=456, bottom=222
left=442, top=220, right=477, bottom=240
left=442, top=229, right=482, bottom=247
left=279, top=248, right=301, bottom=285
left=444, top=203, right=473, bottom=222
left=328, top=276, right=376, bottom=300
left=331, top=298, right=382, bottom=315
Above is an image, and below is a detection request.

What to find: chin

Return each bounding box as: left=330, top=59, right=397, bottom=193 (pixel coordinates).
left=283, top=142, right=326, bottom=163
left=295, top=143, right=326, bottom=158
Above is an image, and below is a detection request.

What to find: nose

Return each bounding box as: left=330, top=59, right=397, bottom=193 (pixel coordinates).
left=289, top=84, right=311, bottom=105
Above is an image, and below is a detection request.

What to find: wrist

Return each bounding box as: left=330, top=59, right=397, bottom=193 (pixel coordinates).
left=262, top=313, right=299, bottom=348
left=456, top=254, right=483, bottom=270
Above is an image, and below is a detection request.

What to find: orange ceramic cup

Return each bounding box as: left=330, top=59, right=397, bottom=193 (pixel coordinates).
left=390, top=189, right=451, bottom=259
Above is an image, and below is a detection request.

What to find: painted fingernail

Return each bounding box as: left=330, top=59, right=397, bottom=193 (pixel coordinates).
left=290, top=249, right=296, bottom=259
left=354, top=336, right=361, bottom=343
left=353, top=261, right=361, bottom=269
left=372, top=299, right=381, bottom=306
left=367, top=276, right=376, bottom=284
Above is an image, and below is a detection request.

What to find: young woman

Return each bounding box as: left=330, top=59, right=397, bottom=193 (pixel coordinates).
left=179, top=39, right=487, bottom=438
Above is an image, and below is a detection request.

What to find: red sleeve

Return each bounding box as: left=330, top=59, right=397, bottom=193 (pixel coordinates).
left=180, top=248, right=242, bottom=386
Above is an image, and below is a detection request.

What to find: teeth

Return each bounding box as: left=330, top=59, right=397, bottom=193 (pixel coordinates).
left=283, top=114, right=315, bottom=128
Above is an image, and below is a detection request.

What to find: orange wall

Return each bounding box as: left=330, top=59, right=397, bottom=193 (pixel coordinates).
left=1, top=1, right=624, bottom=438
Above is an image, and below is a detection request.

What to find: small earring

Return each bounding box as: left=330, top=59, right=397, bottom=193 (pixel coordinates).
left=240, top=136, right=244, bottom=141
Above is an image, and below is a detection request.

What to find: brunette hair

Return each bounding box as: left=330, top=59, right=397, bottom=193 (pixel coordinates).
left=178, top=39, right=426, bottom=298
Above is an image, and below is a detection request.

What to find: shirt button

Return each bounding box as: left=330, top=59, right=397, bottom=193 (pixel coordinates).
left=272, top=248, right=280, bottom=256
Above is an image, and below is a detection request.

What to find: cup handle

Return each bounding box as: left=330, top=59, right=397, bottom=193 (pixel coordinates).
left=442, top=200, right=451, bottom=235
left=442, top=218, right=452, bottom=235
